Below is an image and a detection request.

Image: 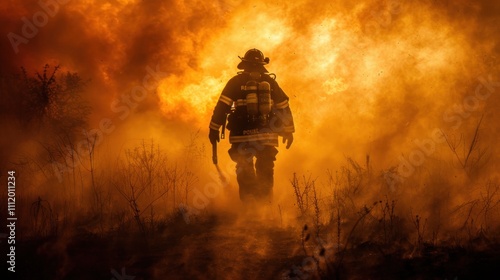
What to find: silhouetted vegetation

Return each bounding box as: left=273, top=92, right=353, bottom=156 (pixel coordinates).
left=0, top=64, right=90, bottom=136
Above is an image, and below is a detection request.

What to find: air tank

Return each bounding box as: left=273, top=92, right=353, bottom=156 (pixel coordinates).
left=258, top=81, right=271, bottom=125
left=245, top=80, right=259, bottom=117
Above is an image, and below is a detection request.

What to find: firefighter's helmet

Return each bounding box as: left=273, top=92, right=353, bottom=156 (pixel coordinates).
left=237, top=48, right=270, bottom=70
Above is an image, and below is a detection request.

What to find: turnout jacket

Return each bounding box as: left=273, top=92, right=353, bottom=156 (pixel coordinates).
left=209, top=71, right=295, bottom=146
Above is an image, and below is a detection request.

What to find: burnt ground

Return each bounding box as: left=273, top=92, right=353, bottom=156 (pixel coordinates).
left=331, top=242, right=500, bottom=280
left=13, top=212, right=500, bottom=280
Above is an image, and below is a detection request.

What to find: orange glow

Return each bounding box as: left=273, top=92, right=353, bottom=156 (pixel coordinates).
left=1, top=0, right=500, bottom=277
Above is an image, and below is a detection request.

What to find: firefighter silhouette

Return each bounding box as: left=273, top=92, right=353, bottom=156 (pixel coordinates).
left=209, top=49, right=295, bottom=203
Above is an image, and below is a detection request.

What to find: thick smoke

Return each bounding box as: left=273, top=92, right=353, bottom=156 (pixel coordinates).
left=1, top=0, right=500, bottom=230
left=1, top=3, right=500, bottom=279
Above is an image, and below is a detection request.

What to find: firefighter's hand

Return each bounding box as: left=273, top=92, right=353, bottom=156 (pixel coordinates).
left=209, top=129, right=220, bottom=145
left=282, top=133, right=293, bottom=149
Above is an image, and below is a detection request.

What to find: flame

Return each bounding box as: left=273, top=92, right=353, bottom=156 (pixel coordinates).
left=150, top=0, right=483, bottom=136
left=157, top=74, right=228, bottom=122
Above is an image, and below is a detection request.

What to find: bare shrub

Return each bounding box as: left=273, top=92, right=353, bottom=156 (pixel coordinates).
left=30, top=197, right=58, bottom=238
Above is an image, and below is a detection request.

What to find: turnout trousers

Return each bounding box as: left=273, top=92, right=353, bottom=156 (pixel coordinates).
left=228, top=142, right=278, bottom=202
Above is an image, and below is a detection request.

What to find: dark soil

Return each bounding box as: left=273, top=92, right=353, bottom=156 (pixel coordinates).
left=13, top=213, right=500, bottom=280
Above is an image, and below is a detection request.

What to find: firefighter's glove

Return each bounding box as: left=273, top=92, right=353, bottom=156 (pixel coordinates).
left=209, top=129, right=220, bottom=145
left=281, top=133, right=294, bottom=149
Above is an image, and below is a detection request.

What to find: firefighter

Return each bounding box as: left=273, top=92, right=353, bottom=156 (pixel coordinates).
left=208, top=48, right=295, bottom=203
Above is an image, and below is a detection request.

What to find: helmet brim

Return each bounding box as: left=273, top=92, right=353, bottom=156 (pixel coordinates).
left=237, top=61, right=269, bottom=72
